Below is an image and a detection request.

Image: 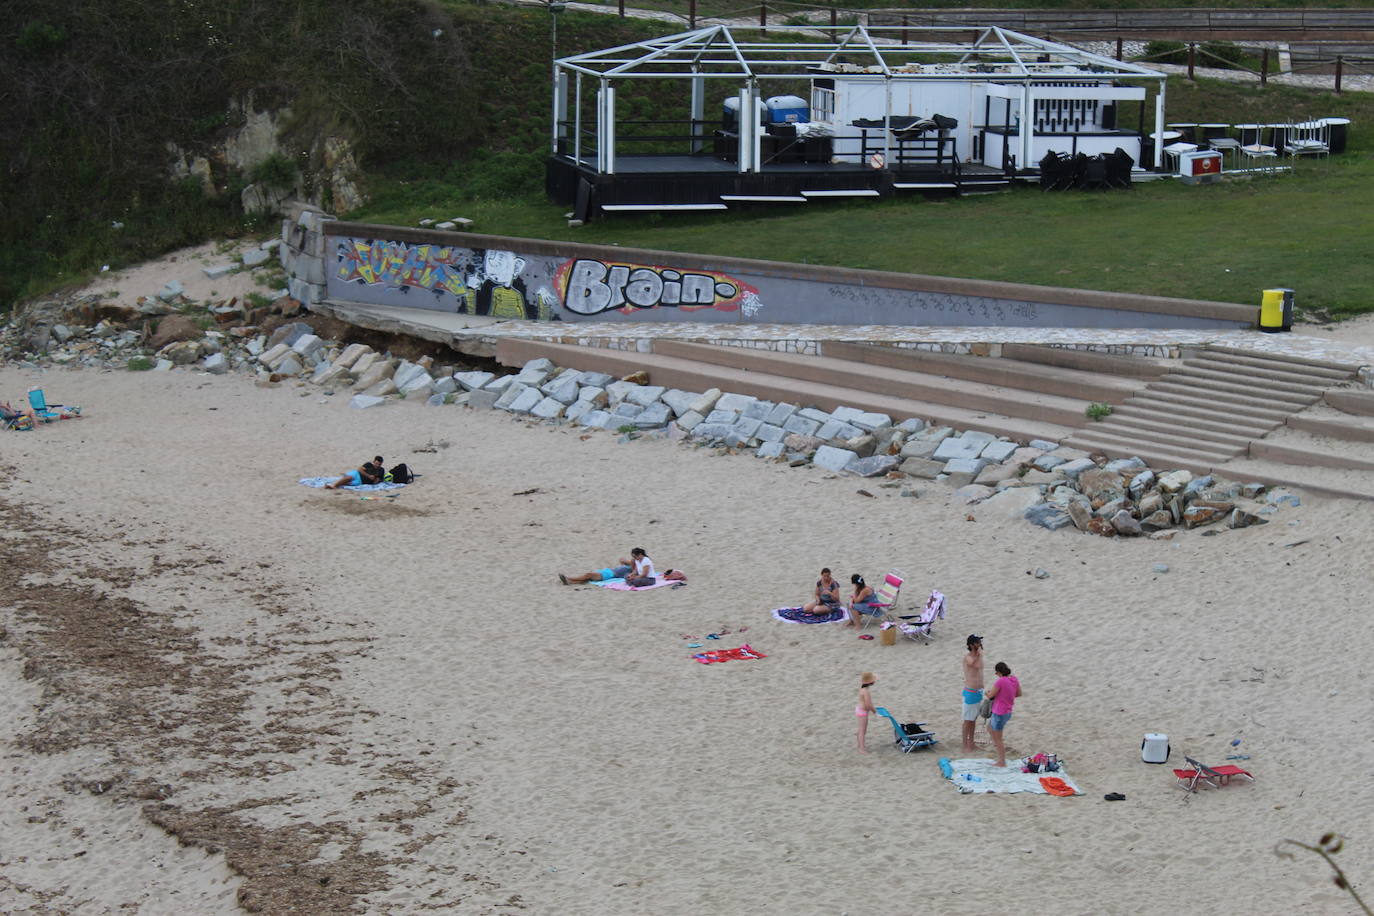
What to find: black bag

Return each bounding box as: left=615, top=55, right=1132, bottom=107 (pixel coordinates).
left=389, top=463, right=414, bottom=484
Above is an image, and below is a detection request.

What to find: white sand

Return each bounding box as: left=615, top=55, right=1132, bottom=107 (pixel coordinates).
left=2, top=362, right=1372, bottom=913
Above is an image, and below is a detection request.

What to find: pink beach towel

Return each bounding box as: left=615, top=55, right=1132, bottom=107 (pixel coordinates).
left=691, top=644, right=767, bottom=665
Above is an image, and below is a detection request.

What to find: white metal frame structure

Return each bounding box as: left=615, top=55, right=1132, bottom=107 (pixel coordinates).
left=552, top=24, right=1170, bottom=173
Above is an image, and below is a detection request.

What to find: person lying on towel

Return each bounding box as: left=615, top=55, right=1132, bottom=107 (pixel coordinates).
left=326, top=456, right=386, bottom=489
left=560, top=547, right=657, bottom=586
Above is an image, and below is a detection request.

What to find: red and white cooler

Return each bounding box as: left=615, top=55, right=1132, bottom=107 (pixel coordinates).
left=1178, top=150, right=1222, bottom=184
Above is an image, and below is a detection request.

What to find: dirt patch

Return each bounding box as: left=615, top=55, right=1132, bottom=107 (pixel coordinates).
left=306, top=497, right=432, bottom=518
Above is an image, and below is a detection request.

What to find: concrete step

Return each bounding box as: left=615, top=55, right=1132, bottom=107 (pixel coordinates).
left=1249, top=440, right=1374, bottom=471
left=1287, top=413, right=1374, bottom=443
left=1137, top=389, right=1293, bottom=423
left=1112, top=403, right=1276, bottom=438
left=1183, top=355, right=1353, bottom=389
left=1060, top=433, right=1232, bottom=474
left=651, top=341, right=1092, bottom=428
left=1204, top=344, right=1364, bottom=376
left=1000, top=343, right=1170, bottom=379
left=495, top=339, right=1074, bottom=444
left=818, top=341, right=1139, bottom=403
left=1172, top=363, right=1330, bottom=398
left=1086, top=420, right=1247, bottom=456
left=1092, top=414, right=1254, bottom=451
left=1192, top=348, right=1358, bottom=382
left=1326, top=390, right=1374, bottom=417
left=1150, top=380, right=1313, bottom=411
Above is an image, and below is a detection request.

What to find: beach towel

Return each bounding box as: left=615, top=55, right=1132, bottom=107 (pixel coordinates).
left=940, top=757, right=1083, bottom=795
left=299, top=476, right=407, bottom=492
left=594, top=576, right=674, bottom=591
left=691, top=644, right=766, bottom=665
left=771, top=606, right=845, bottom=624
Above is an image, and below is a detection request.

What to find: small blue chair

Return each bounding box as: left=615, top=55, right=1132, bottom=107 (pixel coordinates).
left=28, top=388, right=79, bottom=421
left=874, top=707, right=937, bottom=753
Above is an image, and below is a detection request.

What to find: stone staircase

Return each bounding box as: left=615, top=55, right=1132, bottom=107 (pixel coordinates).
left=1063, top=347, right=1359, bottom=471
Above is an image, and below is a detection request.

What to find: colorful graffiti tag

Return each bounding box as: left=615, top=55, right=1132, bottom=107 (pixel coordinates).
left=556, top=258, right=762, bottom=317
left=334, top=240, right=544, bottom=319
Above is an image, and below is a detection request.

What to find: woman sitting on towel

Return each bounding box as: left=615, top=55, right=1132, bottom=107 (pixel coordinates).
left=803, top=568, right=842, bottom=615
left=326, top=457, right=385, bottom=489
left=842, top=574, right=880, bottom=628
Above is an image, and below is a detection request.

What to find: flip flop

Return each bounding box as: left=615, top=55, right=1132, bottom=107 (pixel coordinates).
left=686, top=643, right=703, bottom=648
left=706, top=633, right=721, bottom=640
left=858, top=634, right=875, bottom=640
left=1104, top=792, right=1127, bottom=801
left=558, top=574, right=569, bottom=585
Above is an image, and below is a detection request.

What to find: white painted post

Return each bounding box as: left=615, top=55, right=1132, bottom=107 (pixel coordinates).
left=574, top=73, right=583, bottom=165
left=1154, top=81, right=1166, bottom=170
left=690, top=73, right=706, bottom=154
left=1019, top=82, right=1032, bottom=173
left=552, top=70, right=568, bottom=156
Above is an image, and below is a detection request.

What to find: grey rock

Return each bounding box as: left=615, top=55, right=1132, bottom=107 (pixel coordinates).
left=796, top=407, right=832, bottom=423
left=605, top=380, right=638, bottom=404
left=1228, top=508, right=1268, bottom=529
left=974, top=463, right=1020, bottom=487
left=897, top=417, right=927, bottom=433
left=787, top=454, right=811, bottom=467
left=577, top=386, right=609, bottom=407
left=783, top=415, right=822, bottom=437
left=266, top=321, right=313, bottom=349
left=519, top=357, right=555, bottom=375
left=334, top=343, right=372, bottom=369
left=579, top=371, right=615, bottom=388
left=943, top=471, right=976, bottom=488
left=399, top=372, right=435, bottom=396
left=1182, top=475, right=1215, bottom=499
left=933, top=437, right=986, bottom=461
left=153, top=359, right=174, bottom=371
left=349, top=394, right=387, bottom=409
left=944, top=456, right=990, bottom=476
left=899, top=457, right=945, bottom=479
left=953, top=484, right=993, bottom=505
left=830, top=406, right=865, bottom=423
left=275, top=354, right=304, bottom=376
left=765, top=402, right=798, bottom=426
left=612, top=402, right=643, bottom=420
left=756, top=423, right=786, bottom=443
left=813, top=445, right=859, bottom=473
left=783, top=434, right=823, bottom=454
left=1141, top=509, right=1174, bottom=531
left=687, top=388, right=722, bottom=416
left=723, top=432, right=751, bottom=448
left=1024, top=503, right=1073, bottom=530
left=851, top=412, right=891, bottom=431
left=432, top=376, right=458, bottom=395
left=543, top=374, right=582, bottom=405
left=1104, top=457, right=1147, bottom=473
left=1152, top=563, right=1170, bottom=573
left=579, top=409, right=611, bottom=428
left=634, top=403, right=672, bottom=428
left=1066, top=500, right=1093, bottom=531
left=1031, top=567, right=1051, bottom=579
left=530, top=397, right=566, bottom=420
left=204, top=263, right=235, bottom=279
left=625, top=385, right=667, bottom=407
left=242, top=248, right=271, bottom=268
left=544, top=368, right=584, bottom=389
left=363, top=378, right=398, bottom=398
left=1058, top=458, right=1098, bottom=480
left=1241, top=482, right=1267, bottom=499
left=844, top=434, right=876, bottom=458
left=741, top=400, right=775, bottom=421
left=393, top=361, right=428, bottom=390
left=817, top=419, right=861, bottom=441
left=851, top=455, right=900, bottom=478
left=1127, top=469, right=1156, bottom=495
left=675, top=410, right=705, bottom=432
left=467, top=389, right=500, bottom=410
left=454, top=370, right=495, bottom=391
left=899, top=438, right=941, bottom=460
left=1029, top=439, right=1059, bottom=451
left=661, top=389, right=699, bottom=417
left=291, top=333, right=324, bottom=358
left=201, top=352, right=228, bottom=374
left=716, top=393, right=758, bottom=413
left=872, top=428, right=906, bottom=454
left=425, top=393, right=448, bottom=407
left=756, top=441, right=786, bottom=459
left=565, top=400, right=593, bottom=424
left=979, top=440, right=1019, bottom=462
left=1033, top=454, right=1068, bottom=471
left=1110, top=510, right=1143, bottom=536
left=505, top=387, right=543, bottom=414
left=732, top=416, right=764, bottom=440
left=916, top=425, right=954, bottom=442
left=705, top=408, right=740, bottom=425
left=692, top=423, right=735, bottom=442
left=157, top=280, right=184, bottom=302
left=483, top=375, right=516, bottom=393
left=494, top=382, right=530, bottom=410
left=1158, top=470, right=1195, bottom=494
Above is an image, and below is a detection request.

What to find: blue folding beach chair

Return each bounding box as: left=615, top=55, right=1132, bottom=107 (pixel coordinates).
left=28, top=388, right=79, bottom=422
left=874, top=707, right=937, bottom=753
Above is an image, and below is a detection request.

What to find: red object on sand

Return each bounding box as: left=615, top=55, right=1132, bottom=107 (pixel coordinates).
left=692, top=644, right=767, bottom=664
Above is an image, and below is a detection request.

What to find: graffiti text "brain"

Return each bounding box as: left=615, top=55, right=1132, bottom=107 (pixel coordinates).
left=562, top=259, right=744, bottom=315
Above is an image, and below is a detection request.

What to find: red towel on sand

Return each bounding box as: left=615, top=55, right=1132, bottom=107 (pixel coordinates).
left=692, top=644, right=766, bottom=664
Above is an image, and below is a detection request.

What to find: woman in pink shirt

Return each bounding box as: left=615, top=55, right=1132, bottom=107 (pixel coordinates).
left=984, top=661, right=1022, bottom=767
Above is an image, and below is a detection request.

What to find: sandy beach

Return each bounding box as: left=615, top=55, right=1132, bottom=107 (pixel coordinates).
left=1, top=357, right=1372, bottom=914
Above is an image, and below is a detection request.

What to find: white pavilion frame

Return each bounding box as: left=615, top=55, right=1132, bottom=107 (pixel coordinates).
left=552, top=24, right=1170, bottom=174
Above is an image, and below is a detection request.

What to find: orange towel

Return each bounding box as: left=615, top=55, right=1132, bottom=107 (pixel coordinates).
left=1039, top=776, right=1076, bottom=797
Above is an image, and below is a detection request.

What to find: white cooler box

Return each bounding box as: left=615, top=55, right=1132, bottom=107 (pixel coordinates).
left=1141, top=732, right=1170, bottom=764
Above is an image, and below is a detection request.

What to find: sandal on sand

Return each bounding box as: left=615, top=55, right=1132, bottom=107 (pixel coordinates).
left=1104, top=792, right=1127, bottom=801
left=858, top=634, right=875, bottom=640
left=559, top=574, right=569, bottom=585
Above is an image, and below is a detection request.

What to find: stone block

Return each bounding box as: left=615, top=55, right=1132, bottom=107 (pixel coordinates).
left=783, top=415, right=821, bottom=437
left=1033, top=454, right=1067, bottom=471
left=467, top=389, right=499, bottom=410
left=153, top=359, right=174, bottom=371
left=350, top=351, right=378, bottom=377
left=899, top=438, right=941, bottom=460
left=980, top=486, right=1046, bottom=518
left=661, top=389, right=699, bottom=417
left=432, top=376, right=457, bottom=395
left=813, top=445, right=859, bottom=473
left=851, top=412, right=891, bottom=431
left=817, top=419, right=859, bottom=441
left=530, top=397, right=566, bottom=420
left=399, top=374, right=434, bottom=397
left=953, top=484, right=993, bottom=505
left=1024, top=503, right=1073, bottom=530
left=765, top=402, right=798, bottom=426
left=974, top=463, right=1019, bottom=486
left=606, top=380, right=639, bottom=404
left=1110, top=510, right=1143, bottom=536
left=692, top=423, right=735, bottom=442
left=933, top=436, right=985, bottom=461
left=1127, top=469, right=1156, bottom=495
left=543, top=374, right=582, bottom=405
left=1079, top=469, right=1126, bottom=503
left=612, top=402, right=643, bottom=420
left=454, top=370, right=495, bottom=391
left=544, top=368, right=584, bottom=390
left=797, top=407, right=832, bottom=423
left=716, top=392, right=758, bottom=413
left=1183, top=502, right=1230, bottom=529
left=1158, top=470, right=1194, bottom=493
left=257, top=342, right=291, bottom=367
left=1029, top=438, right=1059, bottom=451
left=1058, top=458, right=1098, bottom=480
left=364, top=378, right=398, bottom=398
left=944, top=456, right=990, bottom=476
left=349, top=394, right=387, bottom=409
left=1067, top=500, right=1093, bottom=531
left=314, top=364, right=352, bottom=387
left=916, top=426, right=954, bottom=442
left=897, top=417, right=927, bottom=434
left=674, top=410, right=705, bottom=432
left=275, top=354, right=304, bottom=376
left=565, top=400, right=592, bottom=424
left=242, top=247, right=271, bottom=268
left=1228, top=508, right=1268, bottom=529
left=851, top=455, right=899, bottom=477
left=899, top=457, right=945, bottom=479
left=732, top=417, right=764, bottom=439
left=1267, top=489, right=1300, bottom=507
left=831, top=406, right=865, bottom=423
left=705, top=408, right=739, bottom=425
left=515, top=366, right=551, bottom=387
left=334, top=343, right=372, bottom=370
left=202, top=353, right=228, bottom=374
left=723, top=432, right=751, bottom=448
left=687, top=388, right=722, bottom=416
left=625, top=385, right=667, bottom=407
left=756, top=442, right=786, bottom=459
left=425, top=394, right=447, bottom=407
left=204, top=263, right=235, bottom=279
left=872, top=428, right=905, bottom=454
left=980, top=440, right=1019, bottom=462
left=755, top=423, right=786, bottom=443
left=629, top=403, right=668, bottom=427
left=519, top=357, right=555, bottom=375
left=494, top=382, right=530, bottom=410
left=1104, top=457, right=1147, bottom=474
left=738, top=400, right=773, bottom=422
left=505, top=387, right=543, bottom=414
left=352, top=359, right=397, bottom=391
left=266, top=321, right=313, bottom=349
left=291, top=333, right=324, bottom=358
left=392, top=361, right=427, bottom=390
left=844, top=434, right=876, bottom=458
left=783, top=434, right=823, bottom=454
left=580, top=371, right=615, bottom=388
left=579, top=409, right=611, bottom=428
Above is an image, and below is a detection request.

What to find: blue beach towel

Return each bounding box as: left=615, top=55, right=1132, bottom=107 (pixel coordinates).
left=299, top=476, right=407, bottom=492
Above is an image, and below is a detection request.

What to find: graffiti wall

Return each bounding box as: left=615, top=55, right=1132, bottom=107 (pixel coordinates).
left=323, top=227, right=1255, bottom=330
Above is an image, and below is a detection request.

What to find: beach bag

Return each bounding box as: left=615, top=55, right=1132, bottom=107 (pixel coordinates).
left=389, top=463, right=413, bottom=484
left=978, top=696, right=993, bottom=719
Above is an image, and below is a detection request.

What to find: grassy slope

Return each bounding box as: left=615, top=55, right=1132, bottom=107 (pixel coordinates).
left=358, top=74, right=1374, bottom=318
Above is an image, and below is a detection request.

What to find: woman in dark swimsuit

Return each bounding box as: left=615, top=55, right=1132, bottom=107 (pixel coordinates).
left=803, top=567, right=842, bottom=615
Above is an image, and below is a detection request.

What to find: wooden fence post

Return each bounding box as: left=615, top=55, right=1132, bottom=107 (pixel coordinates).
left=689, top=0, right=696, bottom=28
left=618, top=0, right=624, bottom=16
left=1260, top=48, right=1269, bottom=87
left=1115, top=37, right=1123, bottom=61
left=902, top=14, right=909, bottom=47
left=1187, top=42, right=1196, bottom=80
left=1335, top=55, right=1344, bottom=94
left=760, top=1, right=767, bottom=31
left=830, top=6, right=837, bottom=29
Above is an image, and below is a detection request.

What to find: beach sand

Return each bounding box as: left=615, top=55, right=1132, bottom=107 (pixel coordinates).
left=1, top=363, right=1371, bottom=914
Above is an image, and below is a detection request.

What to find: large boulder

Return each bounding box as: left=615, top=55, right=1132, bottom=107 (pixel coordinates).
left=150, top=315, right=203, bottom=348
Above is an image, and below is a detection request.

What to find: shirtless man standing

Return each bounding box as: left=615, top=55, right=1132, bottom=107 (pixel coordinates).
left=961, top=634, right=985, bottom=752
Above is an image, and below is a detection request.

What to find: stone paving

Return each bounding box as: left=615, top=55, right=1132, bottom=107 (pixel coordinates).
left=320, top=302, right=1374, bottom=386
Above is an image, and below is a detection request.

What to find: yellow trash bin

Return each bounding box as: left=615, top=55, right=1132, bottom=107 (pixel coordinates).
left=1260, top=288, right=1293, bottom=333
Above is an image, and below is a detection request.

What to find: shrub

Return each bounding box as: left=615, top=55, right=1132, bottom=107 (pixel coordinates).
left=1086, top=402, right=1114, bottom=421
left=249, top=153, right=297, bottom=191
left=126, top=356, right=154, bottom=371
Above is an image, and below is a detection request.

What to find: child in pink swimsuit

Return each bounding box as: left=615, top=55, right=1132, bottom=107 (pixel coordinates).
left=856, top=672, right=877, bottom=753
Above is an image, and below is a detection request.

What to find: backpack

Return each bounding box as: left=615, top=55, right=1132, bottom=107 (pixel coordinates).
left=389, top=463, right=413, bottom=484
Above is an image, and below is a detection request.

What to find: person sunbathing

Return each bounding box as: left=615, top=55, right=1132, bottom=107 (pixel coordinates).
left=326, top=459, right=385, bottom=489
left=559, top=547, right=656, bottom=586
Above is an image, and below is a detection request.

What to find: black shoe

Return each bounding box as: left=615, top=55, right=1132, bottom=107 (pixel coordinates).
left=1104, top=792, right=1127, bottom=801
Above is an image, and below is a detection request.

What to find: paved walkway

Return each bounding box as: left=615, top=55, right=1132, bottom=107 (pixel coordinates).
left=313, top=301, right=1374, bottom=383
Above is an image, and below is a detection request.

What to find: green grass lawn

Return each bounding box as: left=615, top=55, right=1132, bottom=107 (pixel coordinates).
left=356, top=76, right=1374, bottom=320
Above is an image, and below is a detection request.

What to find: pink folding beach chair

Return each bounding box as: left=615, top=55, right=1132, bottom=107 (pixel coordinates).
left=859, top=571, right=904, bottom=629
left=898, top=590, right=947, bottom=643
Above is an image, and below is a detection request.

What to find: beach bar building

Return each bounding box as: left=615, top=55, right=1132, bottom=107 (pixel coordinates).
left=546, top=25, right=1169, bottom=218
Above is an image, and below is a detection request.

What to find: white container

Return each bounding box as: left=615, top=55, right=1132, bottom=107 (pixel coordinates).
left=1141, top=732, right=1170, bottom=764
